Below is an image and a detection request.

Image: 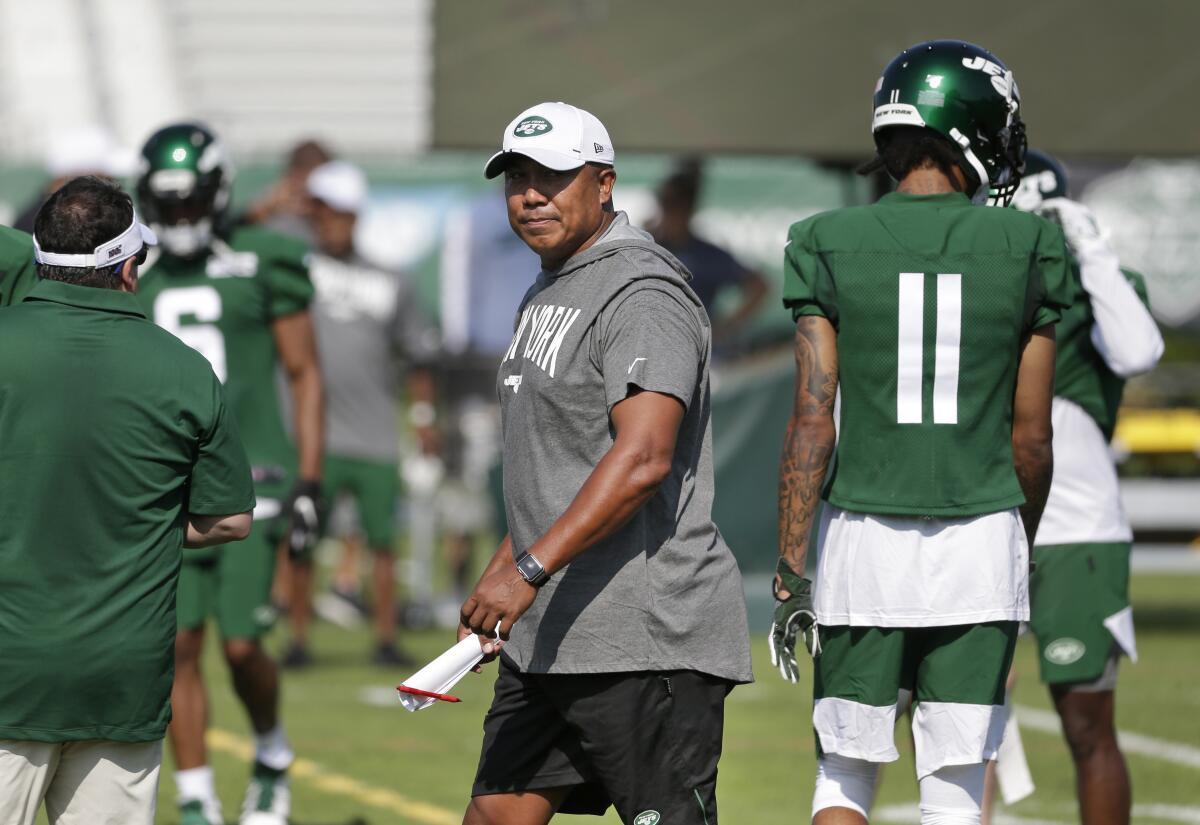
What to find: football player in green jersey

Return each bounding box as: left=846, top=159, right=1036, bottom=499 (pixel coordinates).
left=1007, top=151, right=1162, bottom=825
left=135, top=123, right=325, bottom=825
left=772, top=41, right=1069, bottom=825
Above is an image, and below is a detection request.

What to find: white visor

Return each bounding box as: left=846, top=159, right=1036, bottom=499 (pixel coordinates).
left=34, top=217, right=158, bottom=268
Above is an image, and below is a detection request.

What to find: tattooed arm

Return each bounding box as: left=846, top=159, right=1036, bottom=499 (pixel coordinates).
left=776, top=315, right=839, bottom=587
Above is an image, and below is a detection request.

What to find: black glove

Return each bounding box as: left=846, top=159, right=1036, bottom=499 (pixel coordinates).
left=282, top=479, right=322, bottom=558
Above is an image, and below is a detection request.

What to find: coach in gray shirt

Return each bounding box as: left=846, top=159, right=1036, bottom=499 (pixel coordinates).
left=458, top=102, right=751, bottom=825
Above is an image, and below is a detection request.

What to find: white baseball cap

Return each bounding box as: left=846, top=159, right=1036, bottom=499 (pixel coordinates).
left=307, top=160, right=369, bottom=214
left=34, top=214, right=157, bottom=268
left=484, top=102, right=615, bottom=179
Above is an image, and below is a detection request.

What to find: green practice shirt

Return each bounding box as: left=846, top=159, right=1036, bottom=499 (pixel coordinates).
left=1054, top=262, right=1150, bottom=440
left=0, top=279, right=255, bottom=743
left=0, top=226, right=38, bottom=307
left=136, top=227, right=313, bottom=491
left=783, top=191, right=1071, bottom=517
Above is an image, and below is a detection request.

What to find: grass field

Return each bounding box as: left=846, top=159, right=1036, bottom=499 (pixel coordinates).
left=115, top=571, right=1200, bottom=825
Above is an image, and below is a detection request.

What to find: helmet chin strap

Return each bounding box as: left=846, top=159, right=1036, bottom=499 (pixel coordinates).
left=949, top=128, right=991, bottom=205
left=156, top=219, right=213, bottom=257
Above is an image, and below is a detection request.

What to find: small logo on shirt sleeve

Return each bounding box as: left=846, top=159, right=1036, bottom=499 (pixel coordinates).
left=504, top=375, right=523, bottom=393
left=627, top=357, right=647, bottom=375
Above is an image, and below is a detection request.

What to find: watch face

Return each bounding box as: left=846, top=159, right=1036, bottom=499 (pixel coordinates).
left=517, top=553, right=546, bottom=584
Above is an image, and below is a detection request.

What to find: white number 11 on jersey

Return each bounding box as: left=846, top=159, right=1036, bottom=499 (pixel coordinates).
left=896, top=272, right=961, bottom=425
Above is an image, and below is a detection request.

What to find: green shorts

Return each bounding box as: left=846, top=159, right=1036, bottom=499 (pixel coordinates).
left=322, top=454, right=399, bottom=550
left=813, top=622, right=1017, bottom=778
left=1030, top=542, right=1131, bottom=685
left=176, top=519, right=279, bottom=640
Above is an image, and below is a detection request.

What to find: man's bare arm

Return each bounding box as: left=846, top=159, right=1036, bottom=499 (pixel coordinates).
left=185, top=512, right=252, bottom=547
left=460, top=389, right=685, bottom=639
left=777, top=316, right=838, bottom=584
left=1012, top=325, right=1056, bottom=547
left=272, top=311, right=324, bottom=481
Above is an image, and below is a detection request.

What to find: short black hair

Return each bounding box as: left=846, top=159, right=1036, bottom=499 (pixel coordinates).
left=34, top=176, right=134, bottom=289
left=657, top=157, right=704, bottom=213
left=859, top=126, right=976, bottom=192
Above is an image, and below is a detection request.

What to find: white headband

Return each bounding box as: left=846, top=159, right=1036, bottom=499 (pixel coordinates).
left=33, top=216, right=158, bottom=268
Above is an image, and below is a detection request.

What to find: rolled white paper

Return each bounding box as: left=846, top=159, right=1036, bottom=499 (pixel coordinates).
left=397, top=635, right=486, bottom=712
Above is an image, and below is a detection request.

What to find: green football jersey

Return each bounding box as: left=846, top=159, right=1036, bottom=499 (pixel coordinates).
left=783, top=191, right=1071, bottom=517
left=1053, top=263, right=1150, bottom=440
left=0, top=225, right=38, bottom=307
left=137, top=226, right=312, bottom=489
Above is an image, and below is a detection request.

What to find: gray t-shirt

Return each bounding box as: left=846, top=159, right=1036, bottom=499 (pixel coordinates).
left=496, top=213, right=752, bottom=682
left=310, top=252, right=437, bottom=461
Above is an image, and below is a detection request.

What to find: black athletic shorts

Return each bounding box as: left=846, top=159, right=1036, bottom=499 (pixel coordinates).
left=472, top=653, right=733, bottom=823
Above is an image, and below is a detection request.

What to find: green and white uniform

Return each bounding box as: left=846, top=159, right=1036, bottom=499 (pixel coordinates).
left=309, top=251, right=437, bottom=550
left=783, top=191, right=1070, bottom=777
left=138, top=226, right=313, bottom=638
left=1032, top=244, right=1161, bottom=685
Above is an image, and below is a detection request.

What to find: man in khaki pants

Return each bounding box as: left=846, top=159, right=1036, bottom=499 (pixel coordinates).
left=0, top=176, right=254, bottom=825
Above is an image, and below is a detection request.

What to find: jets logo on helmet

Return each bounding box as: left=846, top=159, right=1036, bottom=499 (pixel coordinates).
left=1012, top=149, right=1070, bottom=213
left=136, top=122, right=233, bottom=258
left=872, top=40, right=1027, bottom=207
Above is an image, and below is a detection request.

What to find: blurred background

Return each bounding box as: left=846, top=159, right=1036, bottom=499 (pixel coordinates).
left=2, top=1, right=1197, bottom=823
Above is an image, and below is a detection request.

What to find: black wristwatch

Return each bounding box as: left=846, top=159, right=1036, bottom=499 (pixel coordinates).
left=515, top=551, right=551, bottom=587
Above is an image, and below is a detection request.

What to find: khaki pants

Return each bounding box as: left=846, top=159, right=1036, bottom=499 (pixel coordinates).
left=0, top=739, right=161, bottom=825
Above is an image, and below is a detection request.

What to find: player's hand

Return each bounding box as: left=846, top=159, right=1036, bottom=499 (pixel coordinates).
left=768, top=558, right=820, bottom=684
left=282, top=479, right=322, bottom=558
left=1039, top=197, right=1115, bottom=264
left=460, top=565, right=538, bottom=646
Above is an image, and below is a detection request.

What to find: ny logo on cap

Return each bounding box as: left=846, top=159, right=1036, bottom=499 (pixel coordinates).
left=514, top=116, right=552, bottom=137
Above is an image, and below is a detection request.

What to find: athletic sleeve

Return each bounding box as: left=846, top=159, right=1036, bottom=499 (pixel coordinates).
left=1085, top=264, right=1163, bottom=378
left=1028, top=221, right=1071, bottom=330
left=594, top=284, right=705, bottom=413
left=187, top=373, right=256, bottom=516
left=781, top=219, right=839, bottom=327
left=263, top=244, right=315, bottom=320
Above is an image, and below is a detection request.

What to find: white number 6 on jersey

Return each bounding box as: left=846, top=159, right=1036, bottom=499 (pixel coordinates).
left=153, top=286, right=227, bottom=383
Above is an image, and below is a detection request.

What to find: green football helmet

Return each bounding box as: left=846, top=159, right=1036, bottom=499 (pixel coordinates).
left=1011, top=149, right=1069, bottom=213
left=873, top=39, right=1027, bottom=206
left=136, top=122, right=232, bottom=257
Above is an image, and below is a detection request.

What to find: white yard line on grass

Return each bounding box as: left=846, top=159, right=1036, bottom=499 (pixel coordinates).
left=874, top=803, right=1068, bottom=824
left=1014, top=704, right=1200, bottom=770
left=207, top=728, right=460, bottom=825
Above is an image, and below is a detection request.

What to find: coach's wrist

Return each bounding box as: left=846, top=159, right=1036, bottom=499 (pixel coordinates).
left=514, top=550, right=551, bottom=588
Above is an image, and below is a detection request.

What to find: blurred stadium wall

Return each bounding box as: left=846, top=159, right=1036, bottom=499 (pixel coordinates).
left=0, top=0, right=1196, bottom=572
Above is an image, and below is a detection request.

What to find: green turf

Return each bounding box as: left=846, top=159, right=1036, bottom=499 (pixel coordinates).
left=34, top=571, right=1192, bottom=825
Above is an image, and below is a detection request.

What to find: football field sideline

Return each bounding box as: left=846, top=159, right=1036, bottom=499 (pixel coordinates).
left=206, top=728, right=459, bottom=825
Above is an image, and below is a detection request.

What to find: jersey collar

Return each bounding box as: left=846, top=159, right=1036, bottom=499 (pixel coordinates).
left=22, top=279, right=147, bottom=318
left=878, top=191, right=972, bottom=207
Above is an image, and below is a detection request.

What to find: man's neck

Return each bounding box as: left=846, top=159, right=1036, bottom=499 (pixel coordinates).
left=896, top=165, right=964, bottom=195
left=542, top=211, right=617, bottom=271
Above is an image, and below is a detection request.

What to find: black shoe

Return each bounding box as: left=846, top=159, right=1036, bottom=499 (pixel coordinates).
left=281, top=642, right=313, bottom=669
left=371, top=642, right=416, bottom=668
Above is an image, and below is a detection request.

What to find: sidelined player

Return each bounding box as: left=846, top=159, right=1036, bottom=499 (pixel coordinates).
left=771, top=41, right=1070, bottom=825
left=135, top=122, right=325, bottom=825
left=1011, top=150, right=1162, bottom=825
